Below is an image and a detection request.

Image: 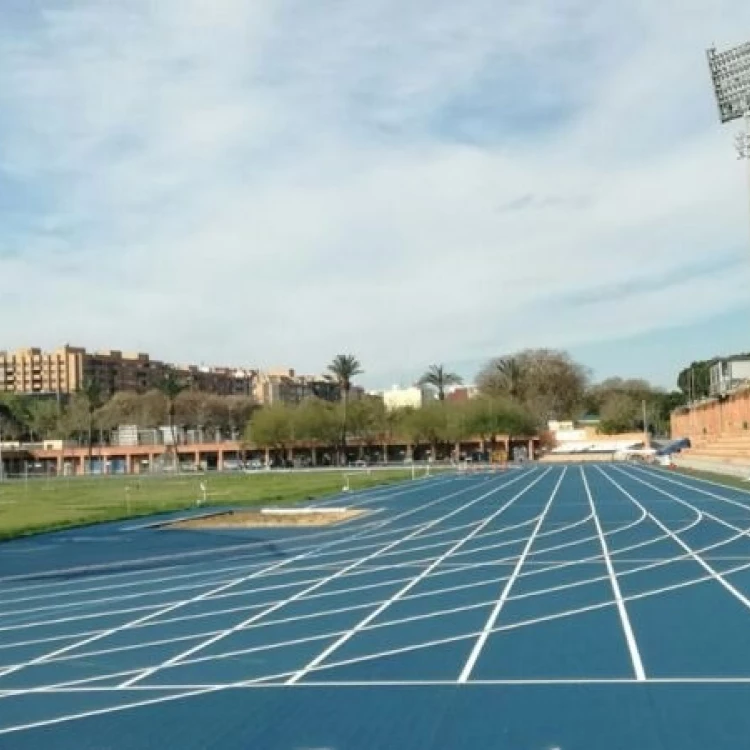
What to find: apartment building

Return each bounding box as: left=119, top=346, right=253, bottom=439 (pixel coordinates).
left=0, top=346, right=255, bottom=399
left=178, top=365, right=257, bottom=397
left=0, top=345, right=358, bottom=406
left=0, top=346, right=86, bottom=395
left=253, top=369, right=342, bottom=405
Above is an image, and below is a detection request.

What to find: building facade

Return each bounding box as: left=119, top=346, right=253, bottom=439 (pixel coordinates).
left=709, top=357, right=750, bottom=397
left=0, top=345, right=255, bottom=399
left=382, top=385, right=436, bottom=411
left=253, top=369, right=342, bottom=405
left=0, top=345, right=359, bottom=406
left=0, top=346, right=85, bottom=396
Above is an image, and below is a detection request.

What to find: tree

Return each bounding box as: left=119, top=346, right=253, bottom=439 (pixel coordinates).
left=585, top=378, right=655, bottom=414
left=327, top=354, right=363, bottom=463
left=0, top=395, right=28, bottom=440
left=81, top=379, right=103, bottom=473
left=478, top=349, right=588, bottom=424
left=27, top=399, right=61, bottom=441
left=418, top=364, right=463, bottom=401
left=218, top=396, right=257, bottom=441
left=650, top=390, right=687, bottom=435
left=466, top=396, right=536, bottom=455
left=516, top=349, right=588, bottom=422
left=443, top=400, right=475, bottom=446
left=156, top=371, right=187, bottom=450
left=58, top=393, right=90, bottom=441
left=598, top=393, right=642, bottom=435
left=246, top=404, right=294, bottom=464
left=347, top=397, right=387, bottom=448
left=476, top=356, right=525, bottom=401
left=0, top=402, right=19, bottom=481
left=676, top=361, right=714, bottom=400
left=294, top=399, right=340, bottom=463
left=407, top=403, right=450, bottom=459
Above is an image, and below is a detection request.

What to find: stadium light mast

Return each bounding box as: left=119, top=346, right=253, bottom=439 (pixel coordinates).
left=707, top=40, right=750, bottom=225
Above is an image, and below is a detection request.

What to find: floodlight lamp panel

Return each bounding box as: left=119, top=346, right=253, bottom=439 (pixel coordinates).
left=707, top=41, right=750, bottom=124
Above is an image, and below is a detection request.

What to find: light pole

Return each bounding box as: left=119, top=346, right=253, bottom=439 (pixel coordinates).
left=707, top=41, right=750, bottom=233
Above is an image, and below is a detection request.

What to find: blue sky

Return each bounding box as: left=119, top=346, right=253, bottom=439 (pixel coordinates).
left=1, top=0, right=750, bottom=391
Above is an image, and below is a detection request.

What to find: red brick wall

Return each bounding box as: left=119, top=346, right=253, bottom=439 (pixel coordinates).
left=671, top=387, right=750, bottom=441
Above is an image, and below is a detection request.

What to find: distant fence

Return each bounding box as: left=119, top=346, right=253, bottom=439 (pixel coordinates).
left=0, top=461, right=457, bottom=484
left=539, top=453, right=617, bottom=464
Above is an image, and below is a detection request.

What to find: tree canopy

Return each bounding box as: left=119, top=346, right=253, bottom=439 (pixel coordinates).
left=476, top=349, right=589, bottom=425
left=418, top=364, right=463, bottom=401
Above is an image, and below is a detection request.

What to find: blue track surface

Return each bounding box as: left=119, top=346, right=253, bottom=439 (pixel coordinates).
left=2, top=464, right=750, bottom=748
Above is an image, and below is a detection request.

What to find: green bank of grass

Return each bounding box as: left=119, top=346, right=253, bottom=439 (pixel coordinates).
left=0, top=468, right=430, bottom=541
left=669, top=465, right=750, bottom=493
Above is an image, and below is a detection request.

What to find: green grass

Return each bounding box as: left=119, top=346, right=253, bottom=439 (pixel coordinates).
left=669, top=465, right=750, bottom=493
left=0, top=467, right=433, bottom=541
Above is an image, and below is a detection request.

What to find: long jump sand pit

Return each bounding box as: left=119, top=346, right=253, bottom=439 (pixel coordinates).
left=169, top=506, right=367, bottom=529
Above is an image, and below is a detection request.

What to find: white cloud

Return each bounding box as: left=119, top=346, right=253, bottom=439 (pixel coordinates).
left=1, top=0, right=750, bottom=386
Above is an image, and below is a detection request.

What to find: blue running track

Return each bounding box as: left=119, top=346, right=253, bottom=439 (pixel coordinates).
left=2, top=464, right=750, bottom=748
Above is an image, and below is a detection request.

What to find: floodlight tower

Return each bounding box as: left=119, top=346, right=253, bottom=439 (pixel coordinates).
left=707, top=41, right=750, bottom=226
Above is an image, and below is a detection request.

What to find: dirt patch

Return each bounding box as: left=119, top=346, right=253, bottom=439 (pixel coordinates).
left=169, top=507, right=366, bottom=529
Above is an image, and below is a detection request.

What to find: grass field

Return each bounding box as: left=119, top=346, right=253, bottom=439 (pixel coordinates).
left=0, top=467, right=431, bottom=541
left=672, top=465, right=750, bottom=491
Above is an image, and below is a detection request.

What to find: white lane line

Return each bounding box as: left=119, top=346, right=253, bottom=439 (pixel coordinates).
left=22, top=675, right=750, bottom=691
left=598, top=466, right=750, bottom=615
left=581, top=466, right=645, bottom=681
left=119, top=470, right=543, bottom=688
left=0, top=473, right=496, bottom=682
left=457, top=467, right=567, bottom=683
left=8, top=549, right=750, bottom=708
left=0, top=483, right=668, bottom=645
left=286, top=468, right=554, bottom=685
left=648, top=464, right=750, bottom=499
left=6, top=472, right=715, bottom=684
left=631, top=464, right=750, bottom=520
left=0, top=480, right=503, bottom=621
left=615, top=465, right=750, bottom=539
left=0, top=483, right=643, bottom=642
left=0, top=504, right=704, bottom=674
left=0, top=474, right=459, bottom=591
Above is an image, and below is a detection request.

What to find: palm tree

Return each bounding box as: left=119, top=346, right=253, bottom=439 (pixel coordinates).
left=495, top=356, right=524, bottom=400
left=418, top=364, right=463, bottom=401
left=81, top=379, right=103, bottom=474
left=327, top=354, right=363, bottom=464
left=156, top=371, right=187, bottom=454
left=492, top=357, right=526, bottom=461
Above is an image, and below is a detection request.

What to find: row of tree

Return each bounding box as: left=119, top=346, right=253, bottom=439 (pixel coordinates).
left=247, top=395, right=538, bottom=458
left=0, top=349, right=687, bottom=452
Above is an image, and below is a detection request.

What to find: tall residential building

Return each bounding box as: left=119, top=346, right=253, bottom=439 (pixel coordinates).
left=0, top=345, right=255, bottom=399
left=0, top=346, right=86, bottom=395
